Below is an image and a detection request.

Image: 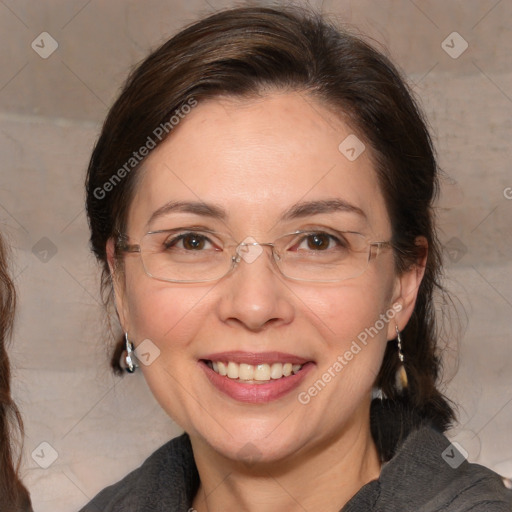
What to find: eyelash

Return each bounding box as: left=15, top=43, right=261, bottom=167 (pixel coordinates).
left=164, top=232, right=217, bottom=250
left=295, top=232, right=348, bottom=250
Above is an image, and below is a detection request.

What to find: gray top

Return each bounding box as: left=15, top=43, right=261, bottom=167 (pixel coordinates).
left=80, top=419, right=512, bottom=511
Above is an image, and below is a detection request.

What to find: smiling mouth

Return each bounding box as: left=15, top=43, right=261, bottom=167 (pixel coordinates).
left=203, top=360, right=304, bottom=383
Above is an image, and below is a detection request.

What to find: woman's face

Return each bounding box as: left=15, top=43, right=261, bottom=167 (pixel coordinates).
left=110, top=92, right=419, bottom=463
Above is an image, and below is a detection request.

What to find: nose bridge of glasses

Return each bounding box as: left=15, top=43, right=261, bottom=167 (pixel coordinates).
left=234, top=238, right=278, bottom=266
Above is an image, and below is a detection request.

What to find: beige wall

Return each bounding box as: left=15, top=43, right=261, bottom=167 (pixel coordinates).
left=0, top=1, right=510, bottom=510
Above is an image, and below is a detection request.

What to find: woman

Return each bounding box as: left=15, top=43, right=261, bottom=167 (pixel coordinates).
left=81, top=6, right=511, bottom=511
left=0, top=233, right=33, bottom=511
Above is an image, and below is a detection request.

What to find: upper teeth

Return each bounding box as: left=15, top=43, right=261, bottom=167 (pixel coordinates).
left=210, top=361, right=303, bottom=381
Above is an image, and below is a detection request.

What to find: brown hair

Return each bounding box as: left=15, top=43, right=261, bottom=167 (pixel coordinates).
left=86, top=6, right=455, bottom=438
left=0, top=233, right=32, bottom=511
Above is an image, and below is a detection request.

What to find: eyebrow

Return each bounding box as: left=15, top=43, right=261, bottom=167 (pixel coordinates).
left=146, top=200, right=227, bottom=228
left=281, top=198, right=367, bottom=221
left=147, top=198, right=366, bottom=228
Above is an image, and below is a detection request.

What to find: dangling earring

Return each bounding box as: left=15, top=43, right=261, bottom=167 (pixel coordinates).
left=395, top=325, right=408, bottom=392
left=124, top=332, right=138, bottom=373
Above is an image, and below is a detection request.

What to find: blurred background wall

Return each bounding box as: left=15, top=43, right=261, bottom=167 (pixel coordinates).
left=0, top=1, right=510, bottom=510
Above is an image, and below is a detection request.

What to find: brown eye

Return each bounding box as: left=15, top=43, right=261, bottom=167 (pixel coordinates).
left=305, top=233, right=331, bottom=250
left=164, top=232, right=212, bottom=251
left=181, top=233, right=206, bottom=250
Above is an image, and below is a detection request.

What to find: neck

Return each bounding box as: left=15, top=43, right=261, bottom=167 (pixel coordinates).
left=190, top=411, right=381, bottom=512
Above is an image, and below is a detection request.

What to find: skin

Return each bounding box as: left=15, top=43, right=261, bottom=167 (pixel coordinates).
left=107, top=91, right=425, bottom=511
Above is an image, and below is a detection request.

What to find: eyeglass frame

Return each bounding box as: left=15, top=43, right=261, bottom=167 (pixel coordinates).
left=115, top=228, right=394, bottom=284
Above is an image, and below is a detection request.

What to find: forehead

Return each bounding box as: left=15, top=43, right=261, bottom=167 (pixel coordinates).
left=127, top=92, right=390, bottom=237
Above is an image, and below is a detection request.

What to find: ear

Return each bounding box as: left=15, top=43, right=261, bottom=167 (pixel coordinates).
left=106, top=238, right=130, bottom=332
left=386, top=236, right=428, bottom=340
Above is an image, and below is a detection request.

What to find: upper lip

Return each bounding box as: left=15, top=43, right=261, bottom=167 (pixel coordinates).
left=200, top=351, right=312, bottom=365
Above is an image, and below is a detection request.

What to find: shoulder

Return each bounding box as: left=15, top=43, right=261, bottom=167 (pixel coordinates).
left=378, top=425, right=512, bottom=511
left=78, top=433, right=199, bottom=512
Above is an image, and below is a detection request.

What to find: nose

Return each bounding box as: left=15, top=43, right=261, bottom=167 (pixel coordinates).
left=216, top=242, right=295, bottom=332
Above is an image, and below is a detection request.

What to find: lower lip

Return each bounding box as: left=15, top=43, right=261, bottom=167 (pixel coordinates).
left=200, top=361, right=315, bottom=404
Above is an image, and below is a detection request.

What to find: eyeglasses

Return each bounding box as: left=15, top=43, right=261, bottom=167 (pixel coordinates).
left=116, top=228, right=392, bottom=283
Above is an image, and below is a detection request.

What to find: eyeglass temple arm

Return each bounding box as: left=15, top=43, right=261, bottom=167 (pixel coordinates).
left=369, top=240, right=393, bottom=258
left=115, top=238, right=141, bottom=254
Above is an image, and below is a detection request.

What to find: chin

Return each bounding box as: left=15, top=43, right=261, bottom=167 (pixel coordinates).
left=188, top=414, right=311, bottom=466
left=218, top=435, right=301, bottom=466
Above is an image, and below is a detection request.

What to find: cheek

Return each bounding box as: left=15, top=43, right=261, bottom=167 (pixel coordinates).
left=300, top=276, right=394, bottom=342
left=122, top=277, right=218, bottom=424
left=122, top=259, right=214, bottom=349
left=297, top=276, right=395, bottom=386
left=292, top=287, right=393, bottom=429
